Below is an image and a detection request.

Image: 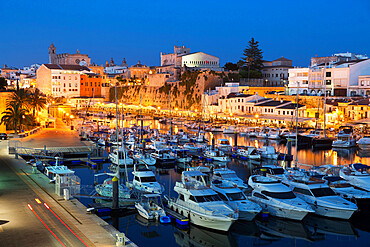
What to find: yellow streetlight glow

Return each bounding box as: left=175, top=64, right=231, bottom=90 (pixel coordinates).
left=195, top=109, right=198, bottom=112
left=255, top=114, right=259, bottom=118
left=66, top=113, right=70, bottom=116
left=175, top=108, right=178, bottom=111
left=157, top=106, right=161, bottom=110
left=70, top=115, right=74, bottom=119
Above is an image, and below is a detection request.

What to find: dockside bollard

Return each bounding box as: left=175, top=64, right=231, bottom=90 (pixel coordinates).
left=112, top=176, right=119, bottom=210
left=116, top=233, right=126, bottom=246
left=32, top=164, right=37, bottom=174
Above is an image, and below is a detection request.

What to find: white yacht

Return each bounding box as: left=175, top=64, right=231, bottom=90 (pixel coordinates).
left=304, top=130, right=324, bottom=138
left=97, top=138, right=106, bottom=146
left=209, top=125, right=223, bottom=132
left=248, top=175, right=314, bottom=221
left=287, top=177, right=358, bottom=219
left=183, top=143, right=204, bottom=154
left=357, top=136, right=370, bottom=150
left=332, top=127, right=357, bottom=148
left=257, top=146, right=278, bottom=160
left=223, top=125, right=239, bottom=134
left=203, top=149, right=230, bottom=163
left=216, top=139, right=232, bottom=152
left=95, top=178, right=131, bottom=199
left=211, top=179, right=261, bottom=221
left=167, top=170, right=237, bottom=232
left=268, top=129, right=281, bottom=140
left=170, top=148, right=192, bottom=164
left=246, top=127, right=259, bottom=138
left=109, top=147, right=134, bottom=166
left=257, top=128, right=271, bottom=139
left=323, top=176, right=370, bottom=209
left=236, top=146, right=261, bottom=161
left=150, top=148, right=176, bottom=164
left=212, top=168, right=247, bottom=190
left=135, top=194, right=167, bottom=221
left=130, top=166, right=164, bottom=194
left=340, top=163, right=370, bottom=192
left=133, top=151, right=157, bottom=166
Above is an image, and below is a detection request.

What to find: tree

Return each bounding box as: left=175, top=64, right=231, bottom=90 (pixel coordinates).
left=29, top=88, right=47, bottom=117
left=224, top=62, right=239, bottom=71
left=0, top=77, right=7, bottom=90
left=0, top=101, right=29, bottom=135
left=240, top=38, right=263, bottom=78
left=10, top=88, right=30, bottom=110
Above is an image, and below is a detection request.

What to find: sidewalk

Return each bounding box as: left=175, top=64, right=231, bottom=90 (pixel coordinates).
left=0, top=140, right=136, bottom=247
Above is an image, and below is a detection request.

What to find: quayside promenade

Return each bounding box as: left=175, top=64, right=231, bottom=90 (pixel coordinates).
left=0, top=121, right=136, bottom=247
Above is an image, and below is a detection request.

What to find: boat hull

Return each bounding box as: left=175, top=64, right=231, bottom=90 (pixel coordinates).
left=310, top=204, right=356, bottom=220
left=169, top=202, right=235, bottom=232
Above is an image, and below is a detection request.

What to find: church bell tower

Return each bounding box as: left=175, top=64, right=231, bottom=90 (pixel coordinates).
left=48, top=43, right=56, bottom=64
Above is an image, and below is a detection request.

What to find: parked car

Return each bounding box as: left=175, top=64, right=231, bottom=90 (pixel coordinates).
left=0, top=133, right=8, bottom=140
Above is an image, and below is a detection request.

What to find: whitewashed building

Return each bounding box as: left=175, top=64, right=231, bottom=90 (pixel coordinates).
left=287, top=59, right=370, bottom=97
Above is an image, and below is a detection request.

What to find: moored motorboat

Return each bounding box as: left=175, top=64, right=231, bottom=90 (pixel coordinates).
left=248, top=175, right=314, bottom=221
left=167, top=170, right=237, bottom=231
left=211, top=179, right=261, bottom=221
left=287, top=176, right=358, bottom=219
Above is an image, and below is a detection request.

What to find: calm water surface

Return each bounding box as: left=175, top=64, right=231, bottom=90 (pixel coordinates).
left=72, top=120, right=370, bottom=247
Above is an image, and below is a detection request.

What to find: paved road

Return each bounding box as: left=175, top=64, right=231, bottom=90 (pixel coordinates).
left=0, top=146, right=90, bottom=246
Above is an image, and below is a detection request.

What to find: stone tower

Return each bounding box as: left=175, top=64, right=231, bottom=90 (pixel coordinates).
left=48, top=43, right=56, bottom=64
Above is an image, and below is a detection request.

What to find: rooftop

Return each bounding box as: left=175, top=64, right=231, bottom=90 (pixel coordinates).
left=276, top=103, right=305, bottom=109
left=255, top=100, right=290, bottom=107
left=43, top=64, right=90, bottom=71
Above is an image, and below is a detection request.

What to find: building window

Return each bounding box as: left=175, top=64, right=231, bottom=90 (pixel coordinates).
left=69, top=83, right=71, bottom=87
left=326, top=72, right=331, bottom=77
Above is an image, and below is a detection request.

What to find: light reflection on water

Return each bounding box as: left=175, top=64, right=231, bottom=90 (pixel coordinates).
left=73, top=120, right=370, bottom=247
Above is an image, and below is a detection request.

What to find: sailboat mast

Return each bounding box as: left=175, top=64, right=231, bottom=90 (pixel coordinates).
left=323, top=64, right=327, bottom=138
left=115, top=86, right=119, bottom=145
left=169, top=90, right=172, bottom=137
left=295, top=81, right=299, bottom=167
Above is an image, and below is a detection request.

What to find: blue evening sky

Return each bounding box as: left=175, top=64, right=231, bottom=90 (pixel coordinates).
left=0, top=0, right=369, bottom=68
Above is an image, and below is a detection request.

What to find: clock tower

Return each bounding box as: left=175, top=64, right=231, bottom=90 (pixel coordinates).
left=48, top=42, right=56, bottom=63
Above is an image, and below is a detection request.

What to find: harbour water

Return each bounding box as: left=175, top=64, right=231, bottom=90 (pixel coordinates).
left=72, top=120, right=370, bottom=247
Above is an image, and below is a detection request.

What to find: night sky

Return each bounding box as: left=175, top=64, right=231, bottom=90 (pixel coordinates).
left=1, top=0, right=369, bottom=68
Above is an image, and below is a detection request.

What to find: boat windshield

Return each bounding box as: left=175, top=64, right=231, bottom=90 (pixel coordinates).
left=261, top=191, right=296, bottom=199
left=272, top=168, right=285, bottom=175
left=141, top=176, right=157, bottom=182
left=310, top=188, right=336, bottom=197
left=219, top=141, right=229, bottom=145
left=195, top=194, right=222, bottom=202
left=226, top=192, right=246, bottom=201
left=219, top=173, right=237, bottom=179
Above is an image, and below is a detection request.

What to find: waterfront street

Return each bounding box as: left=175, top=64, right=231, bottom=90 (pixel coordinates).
left=0, top=129, right=128, bottom=246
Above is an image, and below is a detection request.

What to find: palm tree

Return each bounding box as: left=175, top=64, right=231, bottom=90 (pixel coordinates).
left=29, top=88, right=47, bottom=117
left=0, top=101, right=29, bottom=135
left=10, top=88, right=30, bottom=110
